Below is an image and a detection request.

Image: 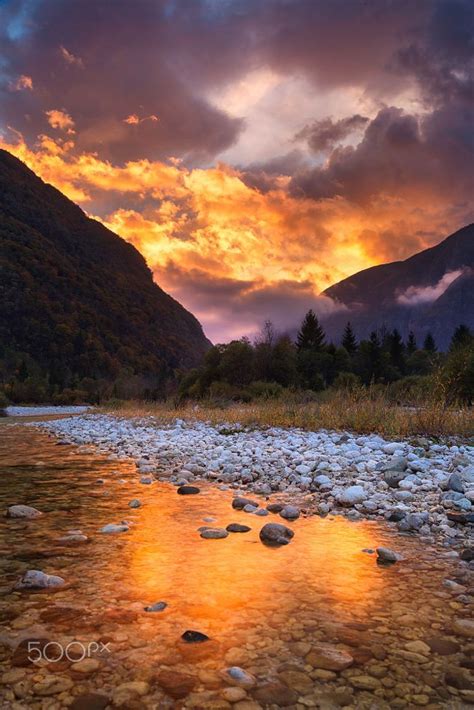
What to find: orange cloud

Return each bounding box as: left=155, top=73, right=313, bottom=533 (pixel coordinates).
left=0, top=131, right=463, bottom=324
left=45, top=109, right=75, bottom=134
left=59, top=45, right=84, bottom=68
left=124, top=114, right=159, bottom=125
left=11, top=75, right=33, bottom=91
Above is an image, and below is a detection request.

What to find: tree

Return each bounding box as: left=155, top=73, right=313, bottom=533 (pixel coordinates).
left=296, top=310, right=326, bottom=351
left=388, top=328, right=405, bottom=374
left=450, top=324, right=473, bottom=351
left=219, top=339, right=255, bottom=386
left=342, top=322, right=357, bottom=355
left=423, top=332, right=437, bottom=352
left=406, top=331, right=417, bottom=355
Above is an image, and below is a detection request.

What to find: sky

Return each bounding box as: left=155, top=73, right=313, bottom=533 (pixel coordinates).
left=0, top=0, right=472, bottom=342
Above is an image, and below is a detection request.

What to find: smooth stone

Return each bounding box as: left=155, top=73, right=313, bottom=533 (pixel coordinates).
left=139, top=476, right=153, bottom=484
left=424, top=637, right=460, bottom=655
left=279, top=505, right=300, bottom=520
left=338, top=485, right=366, bottom=506
left=71, top=658, right=101, bottom=674
left=200, top=528, right=229, bottom=539
left=100, top=523, right=129, bottom=533
left=15, top=570, right=65, bottom=590
left=222, top=667, right=256, bottom=689
left=58, top=533, right=88, bottom=543
left=7, top=505, right=42, bottom=519
left=226, top=523, right=251, bottom=533
left=376, top=547, right=400, bottom=564
left=266, top=503, right=284, bottom=513
left=222, top=687, right=247, bottom=702
left=70, top=693, right=110, bottom=710
left=182, top=630, right=210, bottom=643
left=404, top=640, right=431, bottom=655
left=155, top=670, right=196, bottom=699
left=253, top=682, right=298, bottom=707
left=243, top=504, right=258, bottom=513
left=306, top=643, right=354, bottom=671
left=128, top=499, right=141, bottom=508
left=33, top=675, right=74, bottom=696
left=177, top=485, right=200, bottom=495
left=232, top=497, right=259, bottom=510
left=144, top=601, right=167, bottom=612
left=259, top=522, right=294, bottom=546
left=452, top=618, right=474, bottom=638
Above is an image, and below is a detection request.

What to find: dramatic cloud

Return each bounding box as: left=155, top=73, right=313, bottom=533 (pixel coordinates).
left=0, top=0, right=472, bottom=340
left=397, top=269, right=464, bottom=306
left=295, top=115, right=369, bottom=153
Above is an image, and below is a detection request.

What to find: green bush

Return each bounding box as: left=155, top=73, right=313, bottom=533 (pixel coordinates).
left=246, top=381, right=284, bottom=399
left=332, top=371, right=361, bottom=391
left=387, top=375, right=432, bottom=404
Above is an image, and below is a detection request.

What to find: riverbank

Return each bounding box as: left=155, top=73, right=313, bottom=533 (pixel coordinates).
left=34, top=412, right=474, bottom=549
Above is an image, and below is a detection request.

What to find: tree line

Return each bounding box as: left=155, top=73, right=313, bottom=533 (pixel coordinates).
left=179, top=311, right=474, bottom=405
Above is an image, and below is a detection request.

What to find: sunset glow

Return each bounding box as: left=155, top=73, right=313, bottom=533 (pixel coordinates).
left=1, top=0, right=472, bottom=340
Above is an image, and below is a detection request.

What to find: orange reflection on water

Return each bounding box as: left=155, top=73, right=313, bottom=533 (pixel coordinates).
left=122, top=485, right=386, bottom=635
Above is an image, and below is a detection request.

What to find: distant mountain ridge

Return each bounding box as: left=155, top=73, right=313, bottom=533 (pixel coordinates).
left=322, top=224, right=474, bottom=350
left=0, top=149, right=210, bottom=396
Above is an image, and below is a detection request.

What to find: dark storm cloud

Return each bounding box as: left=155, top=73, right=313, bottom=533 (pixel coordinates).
left=295, top=115, right=369, bottom=154
left=155, top=264, right=344, bottom=342
left=0, top=0, right=245, bottom=163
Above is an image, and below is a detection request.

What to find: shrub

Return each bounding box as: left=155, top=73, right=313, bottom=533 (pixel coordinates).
left=247, top=381, right=284, bottom=399
left=332, top=371, right=361, bottom=391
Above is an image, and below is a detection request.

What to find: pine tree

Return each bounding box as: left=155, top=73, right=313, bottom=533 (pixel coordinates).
left=423, top=332, right=437, bottom=352
left=342, top=322, right=357, bottom=355
left=406, top=331, right=417, bottom=355
left=450, top=324, right=473, bottom=351
left=389, top=328, right=405, bottom=373
left=296, top=310, right=326, bottom=351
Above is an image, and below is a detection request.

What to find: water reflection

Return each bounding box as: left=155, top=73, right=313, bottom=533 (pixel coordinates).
left=0, top=422, right=470, bottom=709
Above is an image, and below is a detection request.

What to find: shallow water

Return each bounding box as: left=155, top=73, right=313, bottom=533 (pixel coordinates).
left=0, top=423, right=472, bottom=709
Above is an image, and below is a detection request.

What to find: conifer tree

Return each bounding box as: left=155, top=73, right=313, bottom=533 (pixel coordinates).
left=406, top=331, right=417, bottom=355
left=389, top=328, right=405, bottom=372
left=423, top=332, right=437, bottom=352
left=342, top=322, right=357, bottom=355
left=450, top=324, right=473, bottom=350
left=296, top=310, right=326, bottom=351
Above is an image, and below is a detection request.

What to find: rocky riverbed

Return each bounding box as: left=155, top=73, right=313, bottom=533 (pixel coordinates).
left=35, top=413, right=474, bottom=547
left=0, top=421, right=473, bottom=708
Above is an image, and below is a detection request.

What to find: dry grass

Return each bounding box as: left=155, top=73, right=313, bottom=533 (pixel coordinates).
left=102, top=390, right=474, bottom=440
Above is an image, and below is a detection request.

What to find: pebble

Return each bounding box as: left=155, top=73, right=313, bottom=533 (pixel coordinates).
left=305, top=643, right=354, bottom=671
left=376, top=547, right=400, bottom=563
left=128, top=499, right=141, bottom=508
left=259, top=522, right=294, bottom=546
left=226, top=523, right=251, bottom=533
left=182, top=630, right=210, bottom=643
left=221, top=667, right=256, bottom=688
left=14, top=570, right=65, bottom=590
left=100, top=523, right=129, bottom=533
left=7, top=505, right=42, bottom=518
left=144, top=601, right=167, bottom=612
left=178, top=485, right=200, bottom=495
left=200, top=528, right=229, bottom=539
left=279, top=505, right=300, bottom=520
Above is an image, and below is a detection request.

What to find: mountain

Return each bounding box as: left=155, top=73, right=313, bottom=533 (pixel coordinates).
left=0, top=149, right=210, bottom=398
left=322, top=224, right=474, bottom=350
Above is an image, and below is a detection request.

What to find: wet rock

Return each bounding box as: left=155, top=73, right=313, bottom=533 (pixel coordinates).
left=226, top=523, right=251, bottom=533
left=200, top=528, right=229, bottom=539
left=460, top=547, right=474, bottom=561
left=70, top=693, right=110, bottom=710
left=100, top=523, right=129, bottom=533
left=306, top=643, right=354, bottom=671
left=424, top=637, right=460, bottom=655
left=32, top=675, right=74, bottom=696
left=222, top=666, right=256, bottom=688
left=259, top=522, right=294, bottom=546
left=349, top=675, right=381, bottom=690
left=445, top=668, right=474, bottom=690
left=139, top=475, right=153, bottom=484
left=447, top=511, right=474, bottom=524
left=337, top=485, right=366, bottom=506
left=155, top=670, right=196, bottom=699
left=452, top=618, right=474, bottom=638
left=376, top=547, right=400, bottom=564
left=266, top=503, right=284, bottom=513
left=57, top=533, right=88, bottom=543
left=12, top=638, right=50, bottom=667
left=144, top=601, right=167, bottom=612
left=397, top=512, right=429, bottom=531
left=279, top=505, right=300, bottom=520
left=112, top=681, right=150, bottom=705
left=7, top=505, right=42, bottom=519
left=232, top=497, right=259, bottom=510
left=253, top=682, right=298, bottom=707
left=404, top=640, right=431, bottom=655
left=15, top=569, right=65, bottom=590
left=277, top=669, right=313, bottom=693
left=128, top=499, right=141, bottom=508
left=71, top=658, right=101, bottom=674
left=178, top=485, right=200, bottom=495
left=222, top=687, right=247, bottom=702
left=182, top=630, right=210, bottom=643
left=243, top=503, right=258, bottom=513
left=383, top=470, right=407, bottom=489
